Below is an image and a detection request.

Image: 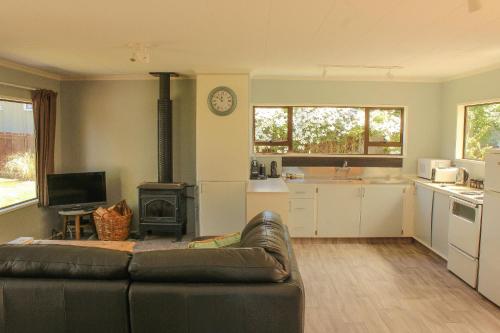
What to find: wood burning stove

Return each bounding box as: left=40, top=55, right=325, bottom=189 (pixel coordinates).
left=138, top=182, right=186, bottom=240
left=138, top=72, right=187, bottom=240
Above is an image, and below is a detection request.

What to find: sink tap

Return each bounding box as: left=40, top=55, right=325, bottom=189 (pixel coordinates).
left=342, top=160, right=348, bottom=168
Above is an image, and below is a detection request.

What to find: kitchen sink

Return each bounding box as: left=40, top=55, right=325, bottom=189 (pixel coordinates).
left=459, top=191, right=483, bottom=195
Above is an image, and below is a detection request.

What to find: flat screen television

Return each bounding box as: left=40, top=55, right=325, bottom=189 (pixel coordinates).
left=47, top=172, right=107, bottom=209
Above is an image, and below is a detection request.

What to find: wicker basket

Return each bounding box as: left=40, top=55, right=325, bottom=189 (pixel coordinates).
left=93, top=200, right=132, bottom=241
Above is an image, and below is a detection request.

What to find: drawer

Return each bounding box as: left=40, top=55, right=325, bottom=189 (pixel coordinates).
left=447, top=244, right=478, bottom=288
left=287, top=184, right=316, bottom=198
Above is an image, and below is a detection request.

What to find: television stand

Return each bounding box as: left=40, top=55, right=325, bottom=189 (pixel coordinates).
left=59, top=209, right=94, bottom=240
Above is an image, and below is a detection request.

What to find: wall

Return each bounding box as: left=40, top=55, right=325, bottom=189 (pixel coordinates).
left=251, top=79, right=442, bottom=174
left=0, top=65, right=61, bottom=243
left=440, top=68, right=500, bottom=178
left=196, top=74, right=249, bottom=181
left=60, top=79, right=196, bottom=233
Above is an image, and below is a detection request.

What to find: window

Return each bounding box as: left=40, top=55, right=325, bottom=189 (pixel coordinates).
left=463, top=103, right=500, bottom=160
left=0, top=100, right=36, bottom=209
left=253, top=106, right=404, bottom=155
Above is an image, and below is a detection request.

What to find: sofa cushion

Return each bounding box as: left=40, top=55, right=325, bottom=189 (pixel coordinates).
left=240, top=211, right=290, bottom=275
left=0, top=244, right=131, bottom=280
left=129, top=247, right=289, bottom=283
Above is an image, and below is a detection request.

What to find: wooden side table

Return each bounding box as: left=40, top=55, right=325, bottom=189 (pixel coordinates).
left=59, top=209, right=94, bottom=240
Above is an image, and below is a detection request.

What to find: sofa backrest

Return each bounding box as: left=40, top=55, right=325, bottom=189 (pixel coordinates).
left=0, top=244, right=131, bottom=280
left=129, top=211, right=291, bottom=283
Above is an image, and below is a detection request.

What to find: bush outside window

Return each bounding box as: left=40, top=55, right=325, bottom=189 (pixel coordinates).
left=0, top=99, right=36, bottom=209
left=253, top=106, right=404, bottom=155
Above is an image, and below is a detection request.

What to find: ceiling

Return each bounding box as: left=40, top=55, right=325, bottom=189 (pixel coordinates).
left=2, top=0, right=500, bottom=80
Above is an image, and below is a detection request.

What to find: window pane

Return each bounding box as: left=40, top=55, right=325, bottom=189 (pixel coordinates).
left=367, top=146, right=402, bottom=155
left=369, top=109, right=402, bottom=142
left=254, top=107, right=288, bottom=142
left=292, top=107, right=365, bottom=154
left=254, top=145, right=289, bottom=154
left=464, top=104, right=500, bottom=160
left=0, top=100, right=36, bottom=209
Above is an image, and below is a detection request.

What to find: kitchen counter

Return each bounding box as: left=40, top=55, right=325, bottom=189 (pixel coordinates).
left=247, top=178, right=289, bottom=193
left=284, top=177, right=409, bottom=185
left=411, top=177, right=483, bottom=205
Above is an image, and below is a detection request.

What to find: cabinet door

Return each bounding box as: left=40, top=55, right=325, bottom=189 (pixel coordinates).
left=288, top=199, right=316, bottom=237
left=414, top=183, right=434, bottom=246
left=198, top=181, right=246, bottom=236
left=360, top=185, right=405, bottom=237
left=317, top=185, right=362, bottom=237
left=431, top=191, right=450, bottom=258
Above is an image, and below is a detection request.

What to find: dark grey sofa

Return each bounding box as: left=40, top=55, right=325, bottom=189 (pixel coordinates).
left=0, top=211, right=304, bottom=333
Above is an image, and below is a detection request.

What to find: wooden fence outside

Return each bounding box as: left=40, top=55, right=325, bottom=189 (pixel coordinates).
left=0, top=132, right=35, bottom=167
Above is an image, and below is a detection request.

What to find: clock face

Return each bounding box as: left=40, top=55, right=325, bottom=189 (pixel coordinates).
left=208, top=86, right=237, bottom=116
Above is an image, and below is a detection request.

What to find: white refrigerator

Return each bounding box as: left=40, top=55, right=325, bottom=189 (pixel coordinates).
left=478, top=149, right=500, bottom=306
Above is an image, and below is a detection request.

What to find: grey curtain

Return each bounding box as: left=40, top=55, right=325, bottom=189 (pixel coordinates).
left=31, top=89, right=57, bottom=207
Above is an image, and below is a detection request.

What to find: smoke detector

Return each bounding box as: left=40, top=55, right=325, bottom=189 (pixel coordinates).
left=128, top=43, right=151, bottom=63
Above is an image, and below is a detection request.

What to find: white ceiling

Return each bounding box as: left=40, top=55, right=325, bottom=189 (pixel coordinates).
left=2, top=0, right=500, bottom=80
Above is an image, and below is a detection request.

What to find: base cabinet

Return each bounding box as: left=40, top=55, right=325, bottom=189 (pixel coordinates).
left=431, top=191, right=450, bottom=258
left=288, top=199, right=315, bottom=237
left=414, top=183, right=433, bottom=246
left=360, top=185, right=405, bottom=237
left=317, top=185, right=362, bottom=237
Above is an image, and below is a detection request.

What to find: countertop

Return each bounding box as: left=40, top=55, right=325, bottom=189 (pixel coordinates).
left=247, top=178, right=289, bottom=193
left=411, top=177, right=483, bottom=205
left=285, top=177, right=409, bottom=185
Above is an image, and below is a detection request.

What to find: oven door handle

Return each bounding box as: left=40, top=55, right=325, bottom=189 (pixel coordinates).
left=450, top=196, right=479, bottom=209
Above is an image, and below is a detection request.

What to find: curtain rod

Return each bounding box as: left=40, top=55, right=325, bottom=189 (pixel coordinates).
left=0, top=80, right=38, bottom=91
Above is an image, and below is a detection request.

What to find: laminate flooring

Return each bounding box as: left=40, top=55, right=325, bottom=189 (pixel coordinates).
left=293, top=239, right=500, bottom=333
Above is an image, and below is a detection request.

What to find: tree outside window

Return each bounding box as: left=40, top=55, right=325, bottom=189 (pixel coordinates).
left=464, top=103, right=500, bottom=160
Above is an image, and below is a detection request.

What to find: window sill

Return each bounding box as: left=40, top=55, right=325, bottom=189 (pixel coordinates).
left=255, top=153, right=406, bottom=159
left=455, top=159, right=485, bottom=165
left=0, top=199, right=39, bottom=217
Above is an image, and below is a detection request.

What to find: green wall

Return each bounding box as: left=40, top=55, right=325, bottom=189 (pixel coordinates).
left=251, top=79, right=443, bottom=174
left=60, top=79, right=197, bottom=233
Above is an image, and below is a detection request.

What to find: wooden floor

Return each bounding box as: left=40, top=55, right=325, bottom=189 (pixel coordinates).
left=293, top=239, right=500, bottom=333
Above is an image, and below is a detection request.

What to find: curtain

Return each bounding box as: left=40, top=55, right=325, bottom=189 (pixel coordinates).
left=31, top=89, right=57, bottom=207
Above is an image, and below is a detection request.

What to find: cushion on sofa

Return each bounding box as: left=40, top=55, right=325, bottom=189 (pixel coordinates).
left=240, top=211, right=290, bottom=275
left=129, top=246, right=288, bottom=283
left=0, top=244, right=131, bottom=280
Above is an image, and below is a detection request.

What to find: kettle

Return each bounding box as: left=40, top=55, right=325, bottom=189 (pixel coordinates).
left=456, top=167, right=469, bottom=185
left=269, top=161, right=279, bottom=178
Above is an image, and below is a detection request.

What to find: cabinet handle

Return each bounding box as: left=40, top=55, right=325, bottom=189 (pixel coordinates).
left=295, top=191, right=306, bottom=194
left=294, top=207, right=306, bottom=210
left=289, top=201, right=292, bottom=212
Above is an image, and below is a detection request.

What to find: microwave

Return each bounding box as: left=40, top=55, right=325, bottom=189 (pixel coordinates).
left=418, top=158, right=451, bottom=180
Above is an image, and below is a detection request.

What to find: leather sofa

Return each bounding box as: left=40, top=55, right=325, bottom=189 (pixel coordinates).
left=0, top=211, right=304, bottom=333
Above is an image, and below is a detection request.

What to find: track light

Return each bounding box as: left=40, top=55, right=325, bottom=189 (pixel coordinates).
left=468, top=0, right=481, bottom=12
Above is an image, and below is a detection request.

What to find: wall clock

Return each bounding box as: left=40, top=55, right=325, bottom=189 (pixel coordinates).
left=207, top=86, right=237, bottom=116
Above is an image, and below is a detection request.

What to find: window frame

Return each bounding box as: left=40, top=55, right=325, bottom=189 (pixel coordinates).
left=462, top=101, right=500, bottom=161
left=253, top=105, right=404, bottom=156
left=0, top=98, right=38, bottom=212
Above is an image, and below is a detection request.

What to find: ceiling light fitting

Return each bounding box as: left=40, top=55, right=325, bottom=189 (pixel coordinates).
left=128, top=43, right=151, bottom=63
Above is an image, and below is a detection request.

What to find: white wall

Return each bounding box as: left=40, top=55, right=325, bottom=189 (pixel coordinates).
left=440, top=68, right=500, bottom=178
left=196, top=74, right=249, bottom=181
left=60, top=79, right=196, bottom=233
left=251, top=79, right=442, bottom=174
left=0, top=65, right=61, bottom=243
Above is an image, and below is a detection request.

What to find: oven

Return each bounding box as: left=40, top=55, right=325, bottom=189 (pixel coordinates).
left=447, top=196, right=483, bottom=287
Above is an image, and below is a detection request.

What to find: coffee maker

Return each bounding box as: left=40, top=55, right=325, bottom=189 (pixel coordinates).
left=250, top=160, right=260, bottom=179
left=269, top=160, right=279, bottom=178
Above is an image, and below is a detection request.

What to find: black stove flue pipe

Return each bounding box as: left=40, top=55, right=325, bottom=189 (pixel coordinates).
left=150, top=72, right=178, bottom=183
